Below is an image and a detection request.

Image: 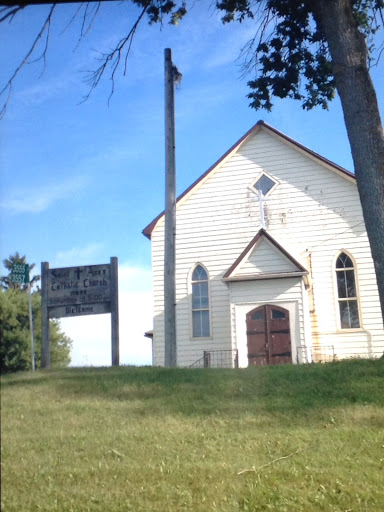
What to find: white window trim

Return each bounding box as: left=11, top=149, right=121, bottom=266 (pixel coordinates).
left=188, top=263, right=212, bottom=340
left=333, top=250, right=363, bottom=331
left=248, top=170, right=279, bottom=197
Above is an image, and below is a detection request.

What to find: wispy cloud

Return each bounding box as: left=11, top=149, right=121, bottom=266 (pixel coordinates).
left=17, top=72, right=78, bottom=108
left=201, top=24, right=257, bottom=72
left=1, top=176, right=88, bottom=214
left=53, top=243, right=104, bottom=267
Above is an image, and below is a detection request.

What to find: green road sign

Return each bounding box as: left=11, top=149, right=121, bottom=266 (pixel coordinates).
left=10, top=263, right=30, bottom=285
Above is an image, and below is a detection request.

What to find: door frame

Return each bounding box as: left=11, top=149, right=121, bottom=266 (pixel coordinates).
left=233, top=300, right=300, bottom=368
left=246, top=304, right=292, bottom=366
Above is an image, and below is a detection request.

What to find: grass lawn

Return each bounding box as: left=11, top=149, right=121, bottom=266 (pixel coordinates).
left=1, top=359, right=384, bottom=511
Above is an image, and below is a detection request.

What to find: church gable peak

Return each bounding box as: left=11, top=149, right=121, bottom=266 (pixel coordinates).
left=224, top=229, right=307, bottom=281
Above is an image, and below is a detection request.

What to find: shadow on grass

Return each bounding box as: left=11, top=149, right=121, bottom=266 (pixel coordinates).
left=2, top=359, right=384, bottom=420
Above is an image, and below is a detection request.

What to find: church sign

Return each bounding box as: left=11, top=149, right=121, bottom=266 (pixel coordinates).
left=47, top=264, right=112, bottom=318
left=41, top=258, right=119, bottom=368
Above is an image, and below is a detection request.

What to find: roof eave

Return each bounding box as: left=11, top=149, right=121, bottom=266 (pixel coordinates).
left=223, top=271, right=308, bottom=283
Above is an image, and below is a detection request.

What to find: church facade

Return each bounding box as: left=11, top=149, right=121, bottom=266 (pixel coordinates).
left=143, top=121, right=384, bottom=367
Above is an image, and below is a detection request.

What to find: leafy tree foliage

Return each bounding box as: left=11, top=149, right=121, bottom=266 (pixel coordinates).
left=1, top=252, right=40, bottom=291
left=0, top=254, right=71, bottom=373
left=0, top=289, right=72, bottom=373
left=214, top=0, right=383, bottom=111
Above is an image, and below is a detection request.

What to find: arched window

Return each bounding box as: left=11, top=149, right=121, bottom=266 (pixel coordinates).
left=191, top=265, right=210, bottom=338
left=335, top=252, right=360, bottom=329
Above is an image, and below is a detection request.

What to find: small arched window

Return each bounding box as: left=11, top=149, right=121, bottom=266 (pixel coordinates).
left=191, top=265, right=210, bottom=338
left=335, top=252, right=360, bottom=329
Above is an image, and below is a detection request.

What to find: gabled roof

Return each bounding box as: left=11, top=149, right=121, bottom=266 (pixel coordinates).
left=142, top=120, right=355, bottom=239
left=223, top=229, right=308, bottom=282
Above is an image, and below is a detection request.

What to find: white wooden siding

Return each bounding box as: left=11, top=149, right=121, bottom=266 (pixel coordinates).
left=150, top=127, right=383, bottom=366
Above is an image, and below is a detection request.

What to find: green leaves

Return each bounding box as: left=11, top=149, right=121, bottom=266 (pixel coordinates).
left=133, top=0, right=188, bottom=25
left=216, top=0, right=254, bottom=23
left=0, top=290, right=72, bottom=373
left=216, top=0, right=381, bottom=110
left=243, top=1, right=337, bottom=110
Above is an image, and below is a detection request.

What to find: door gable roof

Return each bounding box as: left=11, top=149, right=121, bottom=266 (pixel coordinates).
left=223, top=229, right=308, bottom=281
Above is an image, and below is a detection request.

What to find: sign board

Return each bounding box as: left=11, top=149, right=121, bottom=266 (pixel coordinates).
left=48, top=302, right=111, bottom=319
left=41, top=258, right=119, bottom=368
left=10, top=263, right=29, bottom=285
left=47, top=264, right=111, bottom=317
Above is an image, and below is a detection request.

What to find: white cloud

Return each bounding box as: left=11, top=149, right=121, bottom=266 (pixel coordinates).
left=52, top=244, right=104, bottom=267
left=1, top=176, right=88, bottom=214
left=59, top=263, right=153, bottom=367
left=17, top=72, right=78, bottom=108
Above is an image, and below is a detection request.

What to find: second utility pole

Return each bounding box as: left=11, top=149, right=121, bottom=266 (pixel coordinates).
left=164, top=48, right=180, bottom=367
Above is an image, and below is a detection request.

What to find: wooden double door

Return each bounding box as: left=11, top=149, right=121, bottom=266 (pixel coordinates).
left=246, top=304, right=292, bottom=366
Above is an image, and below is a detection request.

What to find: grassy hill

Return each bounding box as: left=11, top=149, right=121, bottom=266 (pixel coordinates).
left=1, top=359, right=384, bottom=511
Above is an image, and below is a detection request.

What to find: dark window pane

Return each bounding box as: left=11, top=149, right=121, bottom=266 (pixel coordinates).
left=336, top=253, right=353, bottom=269
left=337, top=271, right=347, bottom=298
left=337, top=270, right=356, bottom=298
left=193, top=310, right=210, bottom=337
left=254, top=175, right=275, bottom=195
left=345, top=270, right=356, bottom=297
left=339, top=300, right=360, bottom=329
left=251, top=310, right=264, bottom=320
left=192, top=265, right=207, bottom=282
left=192, top=282, right=209, bottom=309
left=272, top=309, right=285, bottom=319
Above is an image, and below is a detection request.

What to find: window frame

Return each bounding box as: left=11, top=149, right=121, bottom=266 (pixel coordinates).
left=189, top=263, right=212, bottom=340
left=249, top=171, right=279, bottom=198
left=333, top=251, right=362, bottom=330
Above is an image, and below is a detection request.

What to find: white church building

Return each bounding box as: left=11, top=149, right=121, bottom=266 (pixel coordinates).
left=143, top=121, right=384, bottom=368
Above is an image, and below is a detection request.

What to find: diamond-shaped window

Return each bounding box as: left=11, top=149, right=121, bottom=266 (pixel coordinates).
left=253, top=174, right=276, bottom=196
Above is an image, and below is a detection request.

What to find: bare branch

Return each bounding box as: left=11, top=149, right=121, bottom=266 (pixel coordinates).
left=59, top=2, right=84, bottom=36
left=58, top=1, right=101, bottom=52
left=238, top=4, right=276, bottom=78
left=1, top=1, right=151, bottom=116
left=82, top=2, right=101, bottom=39
left=0, top=3, right=56, bottom=118
left=81, top=5, right=148, bottom=105
left=28, top=6, right=53, bottom=79
left=0, top=5, right=25, bottom=23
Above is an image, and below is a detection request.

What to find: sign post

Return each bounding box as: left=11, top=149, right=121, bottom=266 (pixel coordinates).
left=41, top=258, right=119, bottom=368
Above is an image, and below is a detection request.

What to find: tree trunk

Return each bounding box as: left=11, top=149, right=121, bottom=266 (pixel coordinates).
left=312, top=0, right=384, bottom=324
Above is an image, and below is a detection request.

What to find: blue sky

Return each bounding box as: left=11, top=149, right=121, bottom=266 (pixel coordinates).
left=1, top=1, right=383, bottom=366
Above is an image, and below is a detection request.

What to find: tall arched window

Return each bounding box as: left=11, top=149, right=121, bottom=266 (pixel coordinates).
left=335, top=252, right=360, bottom=329
left=191, top=265, right=210, bottom=338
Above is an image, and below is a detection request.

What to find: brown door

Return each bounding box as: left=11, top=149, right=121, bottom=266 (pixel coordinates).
left=246, top=304, right=292, bottom=366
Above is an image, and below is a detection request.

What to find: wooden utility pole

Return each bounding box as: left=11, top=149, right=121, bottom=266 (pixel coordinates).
left=110, top=256, right=120, bottom=366
left=41, top=261, right=50, bottom=368
left=164, top=48, right=178, bottom=367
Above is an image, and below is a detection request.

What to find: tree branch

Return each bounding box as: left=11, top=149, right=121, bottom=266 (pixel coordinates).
left=0, top=3, right=56, bottom=118
left=0, top=5, right=26, bottom=23
left=81, top=5, right=148, bottom=105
